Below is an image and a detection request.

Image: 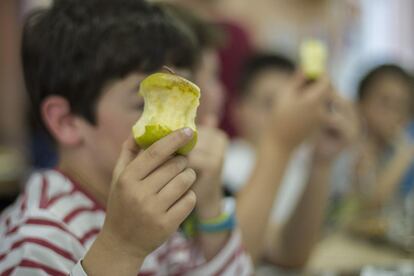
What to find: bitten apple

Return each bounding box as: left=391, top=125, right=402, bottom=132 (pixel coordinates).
left=132, top=73, right=200, bottom=155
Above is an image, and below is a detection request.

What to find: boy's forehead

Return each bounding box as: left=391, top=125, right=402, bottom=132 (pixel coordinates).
left=249, top=70, right=291, bottom=93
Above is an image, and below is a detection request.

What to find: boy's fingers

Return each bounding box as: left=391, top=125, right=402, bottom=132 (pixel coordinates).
left=307, top=75, right=330, bottom=93
left=129, top=128, right=194, bottom=180
left=166, top=190, right=197, bottom=226
left=305, top=76, right=331, bottom=104
left=158, top=168, right=196, bottom=211
left=143, top=156, right=188, bottom=193
left=113, top=135, right=140, bottom=182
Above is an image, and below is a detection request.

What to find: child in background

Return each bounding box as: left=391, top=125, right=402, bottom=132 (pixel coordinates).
left=328, top=64, right=414, bottom=250
left=356, top=64, right=414, bottom=207
left=224, top=53, right=357, bottom=268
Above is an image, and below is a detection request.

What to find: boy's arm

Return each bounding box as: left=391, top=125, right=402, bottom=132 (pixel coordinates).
left=188, top=123, right=232, bottom=260
left=265, top=94, right=358, bottom=267
left=80, top=232, right=145, bottom=276
left=264, top=160, right=331, bottom=268
left=236, top=135, right=292, bottom=263
left=195, top=198, right=231, bottom=261
left=236, top=73, right=332, bottom=263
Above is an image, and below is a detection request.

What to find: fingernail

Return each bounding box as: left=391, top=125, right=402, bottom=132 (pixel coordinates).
left=182, top=128, right=193, bottom=137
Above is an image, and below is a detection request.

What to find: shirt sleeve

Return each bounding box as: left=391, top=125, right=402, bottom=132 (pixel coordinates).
left=0, top=211, right=86, bottom=276
left=69, top=261, right=88, bottom=276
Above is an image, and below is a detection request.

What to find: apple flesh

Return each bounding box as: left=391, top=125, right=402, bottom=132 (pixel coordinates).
left=132, top=72, right=200, bottom=155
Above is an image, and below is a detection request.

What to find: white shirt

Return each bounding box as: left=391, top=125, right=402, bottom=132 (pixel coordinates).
left=222, top=139, right=312, bottom=224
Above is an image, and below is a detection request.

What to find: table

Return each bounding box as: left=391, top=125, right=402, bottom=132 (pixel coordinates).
left=307, top=231, right=413, bottom=274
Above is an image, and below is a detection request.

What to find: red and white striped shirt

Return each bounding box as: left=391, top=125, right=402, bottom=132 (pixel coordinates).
left=0, top=170, right=253, bottom=275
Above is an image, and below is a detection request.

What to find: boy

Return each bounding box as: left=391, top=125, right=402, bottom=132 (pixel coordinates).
left=225, top=53, right=357, bottom=267
left=0, top=0, right=253, bottom=274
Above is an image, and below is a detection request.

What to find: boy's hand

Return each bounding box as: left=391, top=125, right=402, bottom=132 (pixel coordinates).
left=189, top=116, right=228, bottom=219
left=266, top=72, right=331, bottom=152
left=96, top=129, right=197, bottom=262
left=313, top=93, right=359, bottom=164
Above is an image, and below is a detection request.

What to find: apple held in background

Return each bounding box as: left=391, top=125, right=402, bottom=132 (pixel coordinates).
left=300, top=39, right=327, bottom=80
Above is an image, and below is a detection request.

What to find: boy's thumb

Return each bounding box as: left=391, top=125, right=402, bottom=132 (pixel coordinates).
left=113, top=134, right=140, bottom=182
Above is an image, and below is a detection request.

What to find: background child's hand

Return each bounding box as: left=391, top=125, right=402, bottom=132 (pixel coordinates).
left=98, top=129, right=197, bottom=260
left=266, top=72, right=331, bottom=152
left=189, top=116, right=228, bottom=219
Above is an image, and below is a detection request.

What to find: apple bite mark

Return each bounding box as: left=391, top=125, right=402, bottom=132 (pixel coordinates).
left=132, top=72, right=200, bottom=155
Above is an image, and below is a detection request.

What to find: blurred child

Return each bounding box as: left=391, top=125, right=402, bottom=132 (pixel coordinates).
left=326, top=64, right=414, bottom=249
left=337, top=64, right=414, bottom=215
left=0, top=0, right=254, bottom=274
left=224, top=53, right=357, bottom=267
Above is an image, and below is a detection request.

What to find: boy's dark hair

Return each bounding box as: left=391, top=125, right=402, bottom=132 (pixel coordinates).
left=357, top=64, right=414, bottom=102
left=23, top=0, right=197, bottom=134
left=238, top=53, right=296, bottom=98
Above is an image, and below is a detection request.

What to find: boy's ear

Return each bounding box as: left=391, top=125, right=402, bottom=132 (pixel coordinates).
left=41, top=96, right=83, bottom=146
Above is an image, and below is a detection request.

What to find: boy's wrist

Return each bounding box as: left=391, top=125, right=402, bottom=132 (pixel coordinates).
left=197, top=201, right=236, bottom=233
left=260, top=132, right=295, bottom=158
left=83, top=229, right=145, bottom=275
left=310, top=160, right=332, bottom=181
left=195, top=196, right=222, bottom=220
left=312, top=158, right=333, bottom=170
left=312, top=151, right=336, bottom=168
